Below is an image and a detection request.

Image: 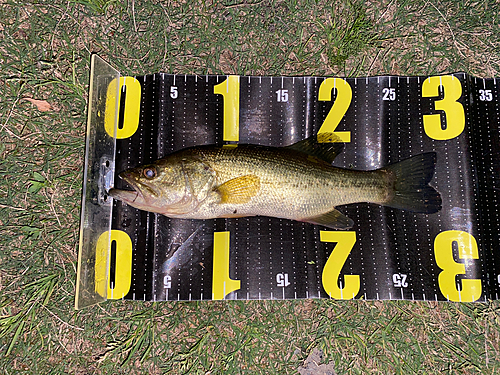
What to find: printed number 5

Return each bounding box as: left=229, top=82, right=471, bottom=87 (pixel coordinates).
left=170, top=86, right=178, bottom=99
left=422, top=75, right=465, bottom=141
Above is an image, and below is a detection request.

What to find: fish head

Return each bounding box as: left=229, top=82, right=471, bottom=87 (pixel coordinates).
left=108, top=154, right=216, bottom=215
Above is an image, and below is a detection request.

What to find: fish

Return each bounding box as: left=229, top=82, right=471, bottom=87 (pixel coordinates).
left=108, top=133, right=442, bottom=229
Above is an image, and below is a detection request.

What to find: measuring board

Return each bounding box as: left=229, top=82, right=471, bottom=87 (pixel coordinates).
left=75, top=55, right=500, bottom=309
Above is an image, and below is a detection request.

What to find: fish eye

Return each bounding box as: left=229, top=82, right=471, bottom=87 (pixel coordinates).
left=143, top=167, right=157, bottom=179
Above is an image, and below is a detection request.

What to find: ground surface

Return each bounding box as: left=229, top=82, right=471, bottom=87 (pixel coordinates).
left=1, top=0, right=500, bottom=374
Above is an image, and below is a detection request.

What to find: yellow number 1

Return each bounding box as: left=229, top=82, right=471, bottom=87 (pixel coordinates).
left=214, top=76, right=240, bottom=142
left=212, top=231, right=241, bottom=300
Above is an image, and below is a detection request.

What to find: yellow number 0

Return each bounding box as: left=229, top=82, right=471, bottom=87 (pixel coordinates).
left=104, top=76, right=142, bottom=139
left=320, top=231, right=359, bottom=299
left=95, top=230, right=132, bottom=299
left=422, top=75, right=465, bottom=140
left=317, top=78, right=352, bottom=142
left=434, top=230, right=482, bottom=302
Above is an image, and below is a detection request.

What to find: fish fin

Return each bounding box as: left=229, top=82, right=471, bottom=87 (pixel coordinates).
left=383, top=152, right=442, bottom=213
left=217, top=175, right=261, bottom=204
left=286, top=133, right=344, bottom=164
left=218, top=213, right=252, bottom=218
left=302, top=209, right=354, bottom=230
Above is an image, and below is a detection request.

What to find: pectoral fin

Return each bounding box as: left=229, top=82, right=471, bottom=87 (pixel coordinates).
left=302, top=209, right=354, bottom=230
left=217, top=175, right=261, bottom=204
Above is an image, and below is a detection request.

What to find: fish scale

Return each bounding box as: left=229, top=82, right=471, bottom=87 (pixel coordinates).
left=190, top=145, right=389, bottom=216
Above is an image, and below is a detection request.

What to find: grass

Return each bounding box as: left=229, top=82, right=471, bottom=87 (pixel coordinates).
left=1, top=0, right=500, bottom=373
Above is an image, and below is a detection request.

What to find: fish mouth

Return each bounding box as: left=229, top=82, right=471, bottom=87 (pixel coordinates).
left=107, top=172, right=148, bottom=207
left=108, top=187, right=145, bottom=206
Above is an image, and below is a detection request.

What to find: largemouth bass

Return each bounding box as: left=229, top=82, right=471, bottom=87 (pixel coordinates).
left=108, top=133, right=441, bottom=229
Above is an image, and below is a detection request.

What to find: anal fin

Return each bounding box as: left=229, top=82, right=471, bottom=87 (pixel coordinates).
left=302, top=209, right=354, bottom=230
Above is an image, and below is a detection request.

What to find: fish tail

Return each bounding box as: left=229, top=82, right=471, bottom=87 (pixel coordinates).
left=383, top=152, right=442, bottom=214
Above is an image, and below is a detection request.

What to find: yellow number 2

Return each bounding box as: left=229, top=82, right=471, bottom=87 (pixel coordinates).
left=320, top=231, right=359, bottom=299
left=317, top=78, right=352, bottom=142
left=434, top=230, right=482, bottom=302
left=422, top=75, right=465, bottom=140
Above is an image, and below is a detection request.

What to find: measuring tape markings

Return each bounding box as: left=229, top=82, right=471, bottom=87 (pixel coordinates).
left=105, top=74, right=468, bottom=142
left=421, top=75, right=481, bottom=301
left=99, top=74, right=484, bottom=301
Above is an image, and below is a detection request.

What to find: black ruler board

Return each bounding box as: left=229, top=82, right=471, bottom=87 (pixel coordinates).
left=77, top=59, right=500, bottom=308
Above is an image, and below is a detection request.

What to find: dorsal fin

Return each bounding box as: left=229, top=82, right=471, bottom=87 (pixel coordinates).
left=285, top=133, right=344, bottom=164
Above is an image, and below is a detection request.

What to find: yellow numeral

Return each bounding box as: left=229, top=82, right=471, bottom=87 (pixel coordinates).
left=214, top=76, right=240, bottom=142
left=320, top=231, right=359, bottom=299
left=104, top=76, right=142, bottom=139
left=434, top=230, right=482, bottom=302
left=422, top=75, right=465, bottom=140
left=95, top=230, right=132, bottom=299
left=317, top=78, right=352, bottom=142
left=212, top=231, right=241, bottom=300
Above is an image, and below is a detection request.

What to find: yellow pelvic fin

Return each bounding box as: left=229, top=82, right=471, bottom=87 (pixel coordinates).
left=217, top=175, right=261, bottom=204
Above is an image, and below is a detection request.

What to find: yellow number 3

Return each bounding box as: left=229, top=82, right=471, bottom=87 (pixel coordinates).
left=422, top=75, right=465, bottom=140
left=434, top=230, right=482, bottom=302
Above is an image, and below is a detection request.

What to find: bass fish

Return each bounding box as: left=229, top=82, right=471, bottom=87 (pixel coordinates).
left=108, top=133, right=441, bottom=229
